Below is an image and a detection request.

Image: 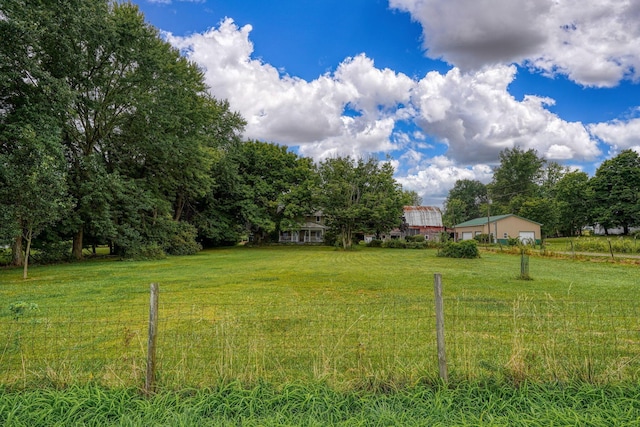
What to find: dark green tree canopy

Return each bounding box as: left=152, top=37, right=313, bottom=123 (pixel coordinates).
left=443, top=179, right=487, bottom=226
left=554, top=171, right=591, bottom=236
left=490, top=147, right=545, bottom=209
left=590, top=149, right=640, bottom=234
left=318, top=157, right=404, bottom=249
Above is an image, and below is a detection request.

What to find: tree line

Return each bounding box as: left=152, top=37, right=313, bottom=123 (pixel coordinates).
left=443, top=147, right=640, bottom=238
left=0, top=0, right=413, bottom=277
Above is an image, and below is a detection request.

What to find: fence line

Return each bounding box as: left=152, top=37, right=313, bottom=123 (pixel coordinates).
left=1, top=283, right=639, bottom=388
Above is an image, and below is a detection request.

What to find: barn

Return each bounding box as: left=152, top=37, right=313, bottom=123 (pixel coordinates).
left=402, top=206, right=445, bottom=240
left=365, top=206, right=445, bottom=242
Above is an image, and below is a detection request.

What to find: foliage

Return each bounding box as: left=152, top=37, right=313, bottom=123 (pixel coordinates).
left=438, top=240, right=480, bottom=258
left=518, top=197, right=559, bottom=238
left=318, top=157, right=404, bottom=249
left=8, top=301, right=39, bottom=321
left=490, top=147, right=545, bottom=209
left=2, top=383, right=640, bottom=426
left=163, top=222, right=202, bottom=256
left=29, top=240, right=73, bottom=265
left=367, top=239, right=383, bottom=247
left=554, top=171, right=591, bottom=236
left=590, top=149, right=640, bottom=235
left=227, top=140, right=317, bottom=244
left=473, top=233, right=493, bottom=244
left=443, top=179, right=487, bottom=226
left=0, top=0, right=245, bottom=262
left=401, top=189, right=423, bottom=206
left=569, top=237, right=640, bottom=254
left=506, top=237, right=521, bottom=246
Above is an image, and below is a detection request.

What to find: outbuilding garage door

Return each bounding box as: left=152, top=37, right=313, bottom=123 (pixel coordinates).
left=519, top=231, right=535, bottom=244
left=462, top=232, right=473, bottom=240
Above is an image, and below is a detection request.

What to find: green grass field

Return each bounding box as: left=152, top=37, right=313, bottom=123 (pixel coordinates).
left=1, top=246, right=639, bottom=390
left=2, top=246, right=640, bottom=425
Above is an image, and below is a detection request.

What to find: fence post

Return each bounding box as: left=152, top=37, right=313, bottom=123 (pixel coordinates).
left=145, top=283, right=159, bottom=396
left=433, top=273, right=448, bottom=383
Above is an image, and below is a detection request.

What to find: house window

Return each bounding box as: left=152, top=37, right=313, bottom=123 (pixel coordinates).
left=316, top=216, right=321, bottom=223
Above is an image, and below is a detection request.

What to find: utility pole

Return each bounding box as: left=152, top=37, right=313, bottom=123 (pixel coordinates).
left=486, top=197, right=491, bottom=243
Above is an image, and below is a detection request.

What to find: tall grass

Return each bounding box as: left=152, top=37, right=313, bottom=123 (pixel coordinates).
left=2, top=382, right=640, bottom=426
left=546, top=235, right=640, bottom=254
left=1, top=246, right=639, bottom=389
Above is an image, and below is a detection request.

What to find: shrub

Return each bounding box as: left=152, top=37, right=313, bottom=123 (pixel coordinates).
left=438, top=240, right=480, bottom=258
left=438, top=231, right=452, bottom=243
left=164, top=222, right=202, bottom=256
left=126, top=243, right=166, bottom=260
left=8, top=301, right=39, bottom=321
left=367, top=239, right=383, bottom=248
left=382, top=239, right=407, bottom=249
left=413, top=235, right=426, bottom=242
left=474, top=233, right=493, bottom=244
left=405, top=241, right=427, bottom=249
left=30, top=240, right=72, bottom=264
left=506, top=237, right=521, bottom=246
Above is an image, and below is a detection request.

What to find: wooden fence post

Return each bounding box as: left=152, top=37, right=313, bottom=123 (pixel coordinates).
left=145, top=283, right=159, bottom=396
left=434, top=273, right=448, bottom=383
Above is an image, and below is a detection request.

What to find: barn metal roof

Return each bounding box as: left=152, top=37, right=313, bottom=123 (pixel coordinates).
left=454, top=214, right=542, bottom=228
left=403, top=206, right=443, bottom=227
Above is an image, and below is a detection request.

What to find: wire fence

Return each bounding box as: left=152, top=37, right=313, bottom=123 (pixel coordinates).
left=2, top=283, right=639, bottom=389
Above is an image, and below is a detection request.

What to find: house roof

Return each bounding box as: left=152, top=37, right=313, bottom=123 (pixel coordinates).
left=300, top=221, right=328, bottom=230
left=403, top=206, right=443, bottom=227
left=454, top=214, right=542, bottom=228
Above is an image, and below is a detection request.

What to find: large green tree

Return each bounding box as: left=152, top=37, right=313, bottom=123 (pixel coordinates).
left=554, top=171, right=591, bottom=236
left=318, top=157, right=404, bottom=249
left=590, top=150, right=640, bottom=235
left=0, top=0, right=71, bottom=268
left=0, top=125, right=69, bottom=278
left=490, top=147, right=545, bottom=211
left=519, top=197, right=559, bottom=238
left=443, top=179, right=487, bottom=226
left=200, top=140, right=316, bottom=244
left=2, top=0, right=245, bottom=260
left=56, top=1, right=183, bottom=258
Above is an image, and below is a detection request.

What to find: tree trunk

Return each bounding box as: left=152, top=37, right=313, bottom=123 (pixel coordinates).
left=341, top=226, right=353, bottom=249
left=174, top=193, right=185, bottom=222
left=11, top=234, right=24, bottom=267
left=72, top=227, right=84, bottom=260
left=23, top=227, right=32, bottom=279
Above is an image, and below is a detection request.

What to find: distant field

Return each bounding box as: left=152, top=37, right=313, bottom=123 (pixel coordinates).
left=1, top=246, right=639, bottom=389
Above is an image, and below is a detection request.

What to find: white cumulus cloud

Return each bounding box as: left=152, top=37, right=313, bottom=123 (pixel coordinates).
left=411, top=66, right=600, bottom=164
left=397, top=156, right=494, bottom=205
left=389, top=0, right=640, bottom=87
left=589, top=118, right=640, bottom=154
left=164, top=17, right=605, bottom=206
left=165, top=19, right=412, bottom=159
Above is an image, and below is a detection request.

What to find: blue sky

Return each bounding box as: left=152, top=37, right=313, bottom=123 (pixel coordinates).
left=132, top=0, right=640, bottom=205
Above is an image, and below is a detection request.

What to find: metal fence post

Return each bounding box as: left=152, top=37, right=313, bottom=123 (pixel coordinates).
left=434, top=273, right=448, bottom=383
left=145, top=283, right=159, bottom=396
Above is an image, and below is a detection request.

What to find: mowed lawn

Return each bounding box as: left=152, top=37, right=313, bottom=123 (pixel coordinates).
left=1, top=246, right=639, bottom=389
